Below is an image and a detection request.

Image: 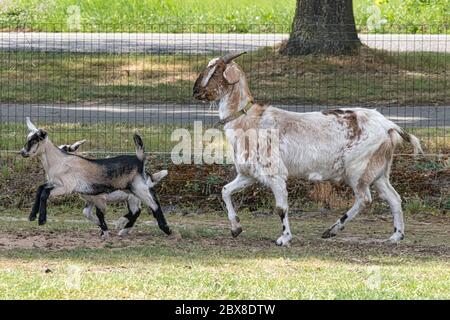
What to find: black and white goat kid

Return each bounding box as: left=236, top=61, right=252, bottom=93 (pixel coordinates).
left=58, top=139, right=168, bottom=236
left=20, top=118, right=171, bottom=237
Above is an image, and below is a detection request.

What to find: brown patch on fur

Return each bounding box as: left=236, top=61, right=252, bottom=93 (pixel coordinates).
left=357, top=138, right=394, bottom=192
left=322, top=109, right=362, bottom=142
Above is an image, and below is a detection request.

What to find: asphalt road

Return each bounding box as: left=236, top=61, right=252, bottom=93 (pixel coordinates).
left=0, top=33, right=448, bottom=53
left=1, top=103, right=448, bottom=128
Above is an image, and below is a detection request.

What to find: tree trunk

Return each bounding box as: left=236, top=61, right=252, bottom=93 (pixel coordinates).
left=281, top=0, right=361, bottom=55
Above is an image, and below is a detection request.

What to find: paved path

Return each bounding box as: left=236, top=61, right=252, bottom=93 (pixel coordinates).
left=1, top=103, right=448, bottom=128
left=0, top=33, right=448, bottom=53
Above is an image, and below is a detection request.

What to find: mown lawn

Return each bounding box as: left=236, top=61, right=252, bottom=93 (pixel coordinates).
left=0, top=48, right=448, bottom=106
left=0, top=206, right=449, bottom=299
left=0, top=0, right=447, bottom=33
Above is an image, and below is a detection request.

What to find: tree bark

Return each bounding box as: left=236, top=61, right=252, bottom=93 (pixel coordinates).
left=281, top=0, right=361, bottom=55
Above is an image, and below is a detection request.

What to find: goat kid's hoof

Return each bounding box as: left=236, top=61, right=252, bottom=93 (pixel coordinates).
left=231, top=227, right=243, bottom=238
left=162, top=226, right=172, bottom=236
left=275, top=235, right=292, bottom=246
left=388, top=232, right=404, bottom=243
left=118, top=228, right=132, bottom=236
left=29, top=214, right=37, bottom=222
left=100, top=230, right=110, bottom=238
left=38, top=219, right=47, bottom=226
left=115, top=217, right=129, bottom=230
left=321, top=228, right=337, bottom=239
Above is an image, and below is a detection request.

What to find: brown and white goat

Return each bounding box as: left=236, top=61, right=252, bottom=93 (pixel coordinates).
left=58, top=139, right=168, bottom=236
left=193, top=52, right=423, bottom=245
left=20, top=118, right=171, bottom=237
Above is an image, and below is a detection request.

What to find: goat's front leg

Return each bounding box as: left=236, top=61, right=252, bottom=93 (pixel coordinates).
left=37, top=185, right=66, bottom=225
left=268, top=177, right=292, bottom=246
left=29, top=184, right=45, bottom=221
left=95, top=206, right=109, bottom=237
left=222, top=174, right=255, bottom=238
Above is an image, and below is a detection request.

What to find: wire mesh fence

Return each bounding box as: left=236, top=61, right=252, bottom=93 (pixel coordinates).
left=0, top=23, right=448, bottom=210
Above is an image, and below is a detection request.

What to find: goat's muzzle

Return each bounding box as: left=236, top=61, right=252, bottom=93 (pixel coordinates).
left=20, top=148, right=29, bottom=158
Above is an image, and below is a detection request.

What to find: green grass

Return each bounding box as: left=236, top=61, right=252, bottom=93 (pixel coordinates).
left=0, top=48, right=448, bottom=106
left=0, top=207, right=449, bottom=299
left=0, top=0, right=448, bottom=33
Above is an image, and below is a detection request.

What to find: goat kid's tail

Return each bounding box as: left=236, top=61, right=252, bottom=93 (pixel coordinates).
left=390, top=128, right=423, bottom=155
left=133, top=133, right=145, bottom=161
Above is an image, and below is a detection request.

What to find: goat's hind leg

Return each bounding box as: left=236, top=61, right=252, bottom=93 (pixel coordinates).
left=117, top=195, right=142, bottom=236
left=222, top=174, right=255, bottom=238
left=322, top=187, right=371, bottom=239
left=374, top=176, right=404, bottom=242
left=267, top=176, right=292, bottom=246
left=131, top=179, right=171, bottom=235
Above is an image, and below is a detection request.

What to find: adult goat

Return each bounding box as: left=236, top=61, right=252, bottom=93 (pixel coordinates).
left=193, top=52, right=422, bottom=246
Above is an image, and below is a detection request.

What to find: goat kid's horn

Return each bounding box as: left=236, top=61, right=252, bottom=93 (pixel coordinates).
left=26, top=117, right=38, bottom=132
left=222, top=51, right=247, bottom=64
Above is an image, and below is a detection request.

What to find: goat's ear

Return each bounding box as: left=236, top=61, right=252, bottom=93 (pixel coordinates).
left=69, top=139, right=86, bottom=152
left=151, top=170, right=168, bottom=185
left=37, top=129, right=47, bottom=140
left=223, top=64, right=240, bottom=85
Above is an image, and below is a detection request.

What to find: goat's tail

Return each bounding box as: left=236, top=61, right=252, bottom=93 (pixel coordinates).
left=133, top=133, right=145, bottom=161
left=390, top=128, right=424, bottom=155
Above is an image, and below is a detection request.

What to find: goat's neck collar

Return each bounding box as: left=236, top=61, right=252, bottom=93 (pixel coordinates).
left=218, top=79, right=253, bottom=121
left=215, top=100, right=254, bottom=127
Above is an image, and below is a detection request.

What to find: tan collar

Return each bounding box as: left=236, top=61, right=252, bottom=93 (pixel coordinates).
left=214, top=101, right=254, bottom=128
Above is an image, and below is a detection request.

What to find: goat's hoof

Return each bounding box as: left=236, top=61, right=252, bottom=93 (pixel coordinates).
left=100, top=230, right=110, bottom=238
left=29, top=214, right=37, bottom=221
left=38, top=219, right=46, bottom=226
left=321, top=228, right=337, bottom=239
left=115, top=217, right=129, bottom=230
left=231, top=227, right=243, bottom=238
left=388, top=232, right=404, bottom=243
left=275, top=235, right=292, bottom=246
left=118, top=228, right=132, bottom=236
left=161, top=226, right=172, bottom=236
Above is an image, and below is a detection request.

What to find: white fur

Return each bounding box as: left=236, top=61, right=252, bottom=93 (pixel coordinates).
left=200, top=58, right=423, bottom=245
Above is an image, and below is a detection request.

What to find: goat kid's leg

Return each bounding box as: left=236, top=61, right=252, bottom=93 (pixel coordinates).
left=268, top=177, right=292, bottom=246
left=37, top=184, right=55, bottom=225
left=82, top=203, right=100, bottom=226
left=117, top=196, right=142, bottom=236
left=222, top=175, right=255, bottom=238
left=29, top=184, right=45, bottom=221
left=132, top=179, right=171, bottom=235
left=94, top=205, right=109, bottom=237
left=374, top=177, right=404, bottom=242
left=322, top=187, right=371, bottom=239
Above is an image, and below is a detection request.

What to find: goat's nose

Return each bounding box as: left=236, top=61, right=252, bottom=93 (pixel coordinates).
left=20, top=148, right=29, bottom=157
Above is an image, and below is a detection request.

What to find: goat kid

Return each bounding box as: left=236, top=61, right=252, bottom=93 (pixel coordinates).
left=20, top=118, right=171, bottom=237
left=58, top=139, right=168, bottom=236
left=193, top=52, right=423, bottom=246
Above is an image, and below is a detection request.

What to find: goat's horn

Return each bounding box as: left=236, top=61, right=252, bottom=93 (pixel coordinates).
left=222, top=51, right=247, bottom=64
left=26, top=117, right=38, bottom=132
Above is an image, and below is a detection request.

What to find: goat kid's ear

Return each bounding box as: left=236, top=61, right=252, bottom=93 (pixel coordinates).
left=69, top=139, right=86, bottom=152
left=223, top=64, right=240, bottom=85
